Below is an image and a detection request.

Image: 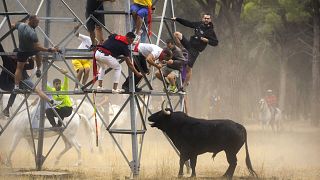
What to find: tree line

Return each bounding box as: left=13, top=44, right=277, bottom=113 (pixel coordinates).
left=171, top=0, right=319, bottom=125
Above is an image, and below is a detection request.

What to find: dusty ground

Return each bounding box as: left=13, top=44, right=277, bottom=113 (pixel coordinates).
left=0, top=119, right=319, bottom=179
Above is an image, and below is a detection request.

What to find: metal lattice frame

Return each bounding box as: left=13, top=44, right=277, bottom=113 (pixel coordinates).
left=0, top=0, right=185, bottom=177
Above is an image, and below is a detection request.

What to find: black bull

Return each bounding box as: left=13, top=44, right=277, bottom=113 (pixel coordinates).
left=148, top=104, right=257, bottom=178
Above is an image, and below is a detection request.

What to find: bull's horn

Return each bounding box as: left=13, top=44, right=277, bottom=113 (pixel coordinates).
left=161, top=100, right=171, bottom=115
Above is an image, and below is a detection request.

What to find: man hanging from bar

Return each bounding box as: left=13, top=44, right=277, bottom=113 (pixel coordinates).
left=93, top=32, right=142, bottom=93
left=11, top=15, right=59, bottom=93
left=171, top=13, right=218, bottom=92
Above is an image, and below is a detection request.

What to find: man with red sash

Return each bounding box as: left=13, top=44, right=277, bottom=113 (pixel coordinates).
left=93, top=32, right=141, bottom=93
left=122, top=43, right=172, bottom=92
left=265, top=89, right=278, bottom=122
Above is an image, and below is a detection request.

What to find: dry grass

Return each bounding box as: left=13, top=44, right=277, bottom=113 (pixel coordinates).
left=0, top=121, right=320, bottom=179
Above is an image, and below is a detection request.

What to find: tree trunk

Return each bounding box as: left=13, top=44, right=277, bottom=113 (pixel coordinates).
left=278, top=49, right=288, bottom=111
left=310, top=0, right=320, bottom=126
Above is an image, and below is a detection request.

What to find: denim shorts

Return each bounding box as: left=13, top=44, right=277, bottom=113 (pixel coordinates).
left=130, top=3, right=148, bottom=18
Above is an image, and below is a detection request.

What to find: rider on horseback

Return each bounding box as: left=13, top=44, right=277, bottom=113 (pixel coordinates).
left=46, top=71, right=72, bottom=127
left=265, top=89, right=278, bottom=123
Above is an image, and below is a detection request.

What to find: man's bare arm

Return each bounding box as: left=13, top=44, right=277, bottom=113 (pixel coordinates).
left=146, top=54, right=162, bottom=69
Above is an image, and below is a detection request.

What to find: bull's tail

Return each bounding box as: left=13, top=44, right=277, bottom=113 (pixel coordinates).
left=244, top=128, right=258, bottom=177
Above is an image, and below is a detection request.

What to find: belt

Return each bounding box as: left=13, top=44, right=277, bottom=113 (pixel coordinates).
left=97, top=50, right=109, bottom=56
left=96, top=47, right=112, bottom=56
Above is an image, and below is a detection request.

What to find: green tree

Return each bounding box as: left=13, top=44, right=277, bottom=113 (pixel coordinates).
left=242, top=0, right=311, bottom=114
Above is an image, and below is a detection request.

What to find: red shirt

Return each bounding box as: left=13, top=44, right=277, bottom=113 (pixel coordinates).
left=265, top=95, right=277, bottom=107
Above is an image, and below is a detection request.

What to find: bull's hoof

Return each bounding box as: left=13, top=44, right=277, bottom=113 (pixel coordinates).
left=177, top=174, right=183, bottom=178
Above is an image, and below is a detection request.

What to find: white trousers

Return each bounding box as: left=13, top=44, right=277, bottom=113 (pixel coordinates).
left=95, top=50, right=121, bottom=84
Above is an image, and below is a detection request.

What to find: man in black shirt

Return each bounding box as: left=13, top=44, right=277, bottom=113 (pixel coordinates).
left=0, top=44, right=61, bottom=117
left=172, top=13, right=218, bottom=91
left=93, top=32, right=141, bottom=93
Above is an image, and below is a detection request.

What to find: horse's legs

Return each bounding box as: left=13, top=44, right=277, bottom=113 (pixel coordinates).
left=70, top=137, right=82, bottom=166
left=54, top=135, right=72, bottom=165
left=26, top=137, right=36, bottom=156
left=80, top=114, right=95, bottom=153
left=6, top=133, right=22, bottom=167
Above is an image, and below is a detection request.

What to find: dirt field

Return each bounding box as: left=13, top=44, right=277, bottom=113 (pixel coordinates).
left=0, top=120, right=319, bottom=179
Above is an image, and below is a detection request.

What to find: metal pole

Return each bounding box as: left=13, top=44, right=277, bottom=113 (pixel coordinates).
left=156, top=0, right=168, bottom=45
left=2, top=0, right=18, bottom=49
left=36, top=0, right=51, bottom=170
left=126, top=0, right=139, bottom=176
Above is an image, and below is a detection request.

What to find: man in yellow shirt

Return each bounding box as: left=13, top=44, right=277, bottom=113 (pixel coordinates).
left=130, top=0, right=152, bottom=42
left=46, top=72, right=73, bottom=127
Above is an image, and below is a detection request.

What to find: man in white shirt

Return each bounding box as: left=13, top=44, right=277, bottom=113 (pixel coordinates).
left=122, top=43, right=172, bottom=92
left=72, top=29, right=92, bottom=91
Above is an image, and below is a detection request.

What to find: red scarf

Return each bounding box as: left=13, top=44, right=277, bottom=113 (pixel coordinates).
left=147, top=7, right=152, bottom=36
left=158, top=50, right=165, bottom=61
left=134, top=42, right=140, bottom=52
left=93, top=47, right=112, bottom=83
left=115, top=35, right=129, bottom=45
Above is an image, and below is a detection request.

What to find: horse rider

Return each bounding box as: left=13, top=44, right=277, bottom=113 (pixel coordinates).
left=46, top=70, right=72, bottom=127
left=265, top=89, right=278, bottom=122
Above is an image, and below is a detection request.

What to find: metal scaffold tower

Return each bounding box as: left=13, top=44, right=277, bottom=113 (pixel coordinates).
left=0, top=0, right=185, bottom=177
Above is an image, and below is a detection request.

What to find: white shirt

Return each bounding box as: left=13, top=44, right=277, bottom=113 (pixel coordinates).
left=77, top=34, right=92, bottom=49
left=138, top=43, right=163, bottom=59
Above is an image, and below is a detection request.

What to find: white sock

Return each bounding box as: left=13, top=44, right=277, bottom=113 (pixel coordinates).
left=14, top=85, right=19, bottom=89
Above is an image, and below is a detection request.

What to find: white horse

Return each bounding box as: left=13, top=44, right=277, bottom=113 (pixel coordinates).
left=258, top=98, right=282, bottom=132
left=75, top=99, right=128, bottom=153
left=0, top=94, right=93, bottom=167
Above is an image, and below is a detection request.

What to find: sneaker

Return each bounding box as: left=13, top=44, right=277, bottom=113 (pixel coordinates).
left=112, top=88, right=125, bottom=94
left=122, top=85, right=129, bottom=92
left=178, top=89, right=187, bottom=95
left=97, top=86, right=106, bottom=92
left=2, top=108, right=9, bottom=117
left=50, top=100, right=63, bottom=108
left=178, top=87, right=187, bottom=94
left=74, top=87, right=82, bottom=93
left=168, top=85, right=178, bottom=93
